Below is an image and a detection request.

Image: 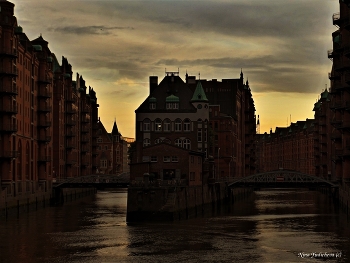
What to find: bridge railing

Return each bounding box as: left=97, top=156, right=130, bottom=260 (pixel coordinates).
left=130, top=179, right=188, bottom=188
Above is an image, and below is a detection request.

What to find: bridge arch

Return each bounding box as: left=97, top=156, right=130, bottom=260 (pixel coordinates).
left=228, top=170, right=338, bottom=188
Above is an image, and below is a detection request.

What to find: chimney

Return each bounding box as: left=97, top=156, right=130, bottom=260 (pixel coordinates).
left=149, top=76, right=158, bottom=95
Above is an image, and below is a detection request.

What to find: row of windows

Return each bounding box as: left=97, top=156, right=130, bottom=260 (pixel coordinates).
left=143, top=138, right=191, bottom=149
left=149, top=102, right=179, bottom=110
left=146, top=156, right=179, bottom=162
left=143, top=118, right=192, bottom=132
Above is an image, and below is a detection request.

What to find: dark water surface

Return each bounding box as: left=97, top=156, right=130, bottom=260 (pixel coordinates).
left=0, top=189, right=349, bottom=263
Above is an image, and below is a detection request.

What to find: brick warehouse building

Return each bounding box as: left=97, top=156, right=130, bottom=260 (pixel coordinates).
left=95, top=119, right=129, bottom=175
left=186, top=71, right=256, bottom=178
left=130, top=71, right=210, bottom=186
left=329, top=0, right=350, bottom=182
left=257, top=119, right=315, bottom=175
left=130, top=70, right=256, bottom=183
left=0, top=0, right=103, bottom=201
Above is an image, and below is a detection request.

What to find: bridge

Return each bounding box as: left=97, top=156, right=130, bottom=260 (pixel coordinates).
left=53, top=172, right=130, bottom=189
left=227, top=170, right=338, bottom=189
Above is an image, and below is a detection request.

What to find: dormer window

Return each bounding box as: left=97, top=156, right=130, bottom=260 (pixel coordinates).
left=165, top=94, right=179, bottom=110
left=150, top=103, right=156, bottom=109
left=166, top=102, right=179, bottom=109
left=149, top=97, right=157, bottom=110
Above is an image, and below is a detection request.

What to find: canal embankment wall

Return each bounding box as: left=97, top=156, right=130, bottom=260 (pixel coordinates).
left=339, top=183, right=350, bottom=216
left=126, top=182, right=251, bottom=222
left=0, top=187, right=96, bottom=219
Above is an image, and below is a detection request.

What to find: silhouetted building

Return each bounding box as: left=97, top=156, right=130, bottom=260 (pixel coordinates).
left=95, top=119, right=130, bottom=174
left=257, top=119, right=315, bottom=175
left=130, top=71, right=209, bottom=185
left=328, top=1, right=350, bottom=182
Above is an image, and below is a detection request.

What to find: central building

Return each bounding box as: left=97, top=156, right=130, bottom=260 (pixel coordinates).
left=130, top=71, right=209, bottom=186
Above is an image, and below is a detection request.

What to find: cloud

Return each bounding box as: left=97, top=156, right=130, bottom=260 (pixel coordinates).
left=48, top=25, right=134, bottom=35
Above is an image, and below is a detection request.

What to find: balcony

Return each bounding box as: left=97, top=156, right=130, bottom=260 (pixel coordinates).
left=0, top=67, right=18, bottom=77
left=66, top=160, right=77, bottom=166
left=38, top=89, right=52, bottom=98
left=38, top=156, right=51, bottom=162
left=338, top=121, right=350, bottom=130
left=0, top=85, right=18, bottom=95
left=38, top=77, right=52, bottom=84
left=0, top=48, right=18, bottom=58
left=66, top=119, right=76, bottom=126
left=38, top=104, right=51, bottom=112
left=331, top=133, right=342, bottom=141
left=66, top=107, right=76, bottom=115
left=38, top=120, right=51, bottom=127
left=0, top=123, right=17, bottom=133
left=0, top=151, right=18, bottom=159
left=331, top=119, right=342, bottom=128
left=81, top=106, right=90, bottom=113
left=81, top=116, right=90, bottom=123
left=66, top=131, right=75, bottom=137
left=81, top=126, right=90, bottom=133
left=0, top=104, right=18, bottom=114
left=66, top=142, right=75, bottom=150
left=81, top=136, right=89, bottom=143
left=333, top=12, right=341, bottom=27
left=38, top=135, right=51, bottom=142
left=81, top=146, right=89, bottom=153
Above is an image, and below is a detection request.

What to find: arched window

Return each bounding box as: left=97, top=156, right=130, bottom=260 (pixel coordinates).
left=175, top=119, right=182, bottom=132
left=155, top=138, right=161, bottom=144
left=175, top=138, right=182, bottom=147
left=164, top=138, right=171, bottom=144
left=183, top=139, right=191, bottom=150
left=184, top=119, right=191, bottom=131
left=143, top=119, right=150, bottom=131
left=163, top=119, right=171, bottom=132
left=143, top=138, right=151, bottom=147
left=155, top=118, right=162, bottom=131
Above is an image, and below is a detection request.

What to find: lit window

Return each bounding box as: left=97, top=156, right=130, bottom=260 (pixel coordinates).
left=155, top=119, right=162, bottom=131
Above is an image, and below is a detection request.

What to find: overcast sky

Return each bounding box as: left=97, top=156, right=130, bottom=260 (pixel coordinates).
left=12, top=0, right=338, bottom=137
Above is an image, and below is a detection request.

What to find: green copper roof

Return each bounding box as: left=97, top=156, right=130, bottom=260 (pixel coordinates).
left=321, top=89, right=329, bottom=99
left=191, top=81, right=208, bottom=102
left=32, top=45, right=42, bottom=51
left=166, top=94, right=179, bottom=102
left=149, top=97, right=157, bottom=103
left=312, top=101, right=321, bottom=111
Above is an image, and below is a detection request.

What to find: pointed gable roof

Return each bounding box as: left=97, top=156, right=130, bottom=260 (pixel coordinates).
left=191, top=81, right=208, bottom=102
left=112, top=120, right=119, bottom=135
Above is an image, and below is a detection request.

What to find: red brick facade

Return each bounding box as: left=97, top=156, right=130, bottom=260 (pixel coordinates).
left=0, top=1, right=101, bottom=199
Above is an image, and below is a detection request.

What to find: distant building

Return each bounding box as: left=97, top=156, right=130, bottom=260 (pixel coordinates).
left=257, top=119, right=315, bottom=175
left=130, top=71, right=209, bottom=185
left=95, top=119, right=131, bottom=174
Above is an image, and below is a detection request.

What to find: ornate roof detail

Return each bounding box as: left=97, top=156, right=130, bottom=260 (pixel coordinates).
left=191, top=81, right=208, bottom=102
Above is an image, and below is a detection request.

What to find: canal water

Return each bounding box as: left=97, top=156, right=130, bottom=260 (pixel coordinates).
left=0, top=189, right=349, bottom=263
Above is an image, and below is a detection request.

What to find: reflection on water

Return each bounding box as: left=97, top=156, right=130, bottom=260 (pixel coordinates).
left=0, top=189, right=349, bottom=263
